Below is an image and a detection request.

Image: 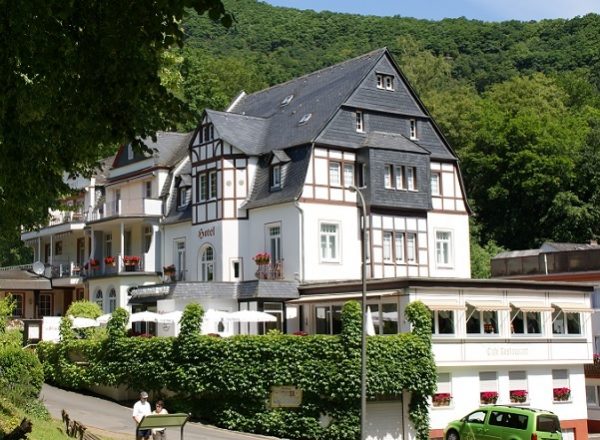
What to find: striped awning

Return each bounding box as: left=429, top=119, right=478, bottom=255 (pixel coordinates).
left=510, top=302, right=554, bottom=313
left=551, top=302, right=594, bottom=313
left=467, top=301, right=510, bottom=311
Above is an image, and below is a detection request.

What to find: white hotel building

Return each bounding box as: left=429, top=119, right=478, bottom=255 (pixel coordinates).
left=12, top=48, right=595, bottom=440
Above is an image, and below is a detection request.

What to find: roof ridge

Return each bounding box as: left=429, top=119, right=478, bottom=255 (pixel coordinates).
left=206, top=109, right=268, bottom=121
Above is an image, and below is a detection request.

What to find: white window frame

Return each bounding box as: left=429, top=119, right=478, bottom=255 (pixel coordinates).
left=552, top=309, right=582, bottom=335
left=320, top=222, right=340, bottom=262
left=431, top=172, right=441, bottom=196
left=145, top=181, right=152, bottom=198
left=143, top=226, right=152, bottom=253
left=406, top=233, right=417, bottom=263
left=199, top=174, right=208, bottom=202
left=268, top=224, right=282, bottom=263
left=356, top=111, right=364, bottom=133
left=383, top=232, right=393, bottom=261
left=394, top=166, right=404, bottom=189
left=384, top=165, right=393, bottom=188
left=209, top=171, right=217, bottom=200
left=407, top=167, right=416, bottom=191
left=11, top=293, right=24, bottom=317
left=385, top=75, right=394, bottom=90
left=432, top=310, right=455, bottom=335
left=410, top=119, right=418, bottom=140
left=39, top=293, right=52, bottom=316
left=435, top=230, right=453, bottom=267
left=178, top=186, right=189, bottom=208
left=271, top=164, right=281, bottom=189
left=394, top=234, right=405, bottom=263
left=329, top=161, right=341, bottom=187
left=95, top=289, right=104, bottom=311
left=552, top=369, right=570, bottom=401
left=200, top=245, right=214, bottom=282
left=376, top=74, right=384, bottom=89
left=479, top=371, right=498, bottom=403
left=343, top=163, right=354, bottom=188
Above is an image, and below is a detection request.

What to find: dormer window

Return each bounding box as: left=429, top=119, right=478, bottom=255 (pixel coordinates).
left=203, top=124, right=214, bottom=142
left=271, top=164, right=282, bottom=189
left=127, top=144, right=134, bottom=160
left=410, top=119, right=418, bottom=140
left=298, top=113, right=312, bottom=125
left=281, top=95, right=294, bottom=106
left=376, top=74, right=394, bottom=90
left=178, top=186, right=190, bottom=208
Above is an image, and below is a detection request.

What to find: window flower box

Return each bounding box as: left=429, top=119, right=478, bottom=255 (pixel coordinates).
left=253, top=252, right=270, bottom=265
left=432, top=393, right=452, bottom=407
left=123, top=255, right=141, bottom=272
left=104, top=256, right=115, bottom=266
left=553, top=387, right=570, bottom=401
left=480, top=391, right=498, bottom=404
left=510, top=389, right=528, bottom=403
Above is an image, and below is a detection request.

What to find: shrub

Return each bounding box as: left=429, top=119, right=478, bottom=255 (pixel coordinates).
left=0, top=346, right=44, bottom=414
left=66, top=300, right=102, bottom=319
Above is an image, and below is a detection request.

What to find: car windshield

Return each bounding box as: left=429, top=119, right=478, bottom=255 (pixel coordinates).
left=537, top=415, right=561, bottom=433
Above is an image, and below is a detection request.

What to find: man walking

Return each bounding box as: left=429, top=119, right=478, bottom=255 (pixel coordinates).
left=132, top=391, right=152, bottom=440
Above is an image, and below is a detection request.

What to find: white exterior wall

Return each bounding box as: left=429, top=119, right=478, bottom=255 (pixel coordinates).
left=300, top=202, right=361, bottom=282
left=163, top=221, right=192, bottom=280
left=87, top=275, right=160, bottom=313
left=427, top=212, right=470, bottom=278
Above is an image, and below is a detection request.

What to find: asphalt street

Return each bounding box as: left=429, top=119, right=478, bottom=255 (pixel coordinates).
left=41, top=384, right=281, bottom=440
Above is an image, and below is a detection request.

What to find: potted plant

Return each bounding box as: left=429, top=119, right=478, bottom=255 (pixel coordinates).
left=553, top=387, right=570, bottom=401
left=253, top=252, right=270, bottom=266
left=432, top=393, right=452, bottom=407
left=163, top=264, right=176, bottom=276
left=480, top=391, right=499, bottom=404
left=89, top=258, right=99, bottom=268
left=510, top=389, right=528, bottom=403
left=104, top=256, right=115, bottom=266
left=123, top=256, right=140, bottom=266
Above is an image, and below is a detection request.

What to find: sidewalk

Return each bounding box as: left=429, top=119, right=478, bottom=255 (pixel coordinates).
left=41, top=384, right=280, bottom=440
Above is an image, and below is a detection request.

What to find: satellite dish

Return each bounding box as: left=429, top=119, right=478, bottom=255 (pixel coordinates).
left=32, top=261, right=45, bottom=275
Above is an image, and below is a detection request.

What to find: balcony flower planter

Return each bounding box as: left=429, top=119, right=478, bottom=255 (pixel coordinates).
left=553, top=387, right=570, bottom=401
left=104, top=256, right=115, bottom=267
left=510, top=389, right=528, bottom=403
left=253, top=252, right=270, bottom=266
left=480, top=391, right=498, bottom=405
left=84, top=259, right=99, bottom=270
left=123, top=256, right=140, bottom=271
left=432, top=393, right=452, bottom=407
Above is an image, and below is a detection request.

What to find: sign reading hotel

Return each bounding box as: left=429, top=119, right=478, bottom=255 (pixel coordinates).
left=270, top=386, right=302, bottom=408
left=198, top=226, right=216, bottom=240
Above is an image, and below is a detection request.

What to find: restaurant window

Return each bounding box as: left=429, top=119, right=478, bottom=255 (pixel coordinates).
left=10, top=293, right=24, bottom=317
left=200, top=245, right=214, bottom=282
left=509, top=370, right=529, bottom=403
left=467, top=304, right=498, bottom=334
left=552, top=308, right=581, bottom=335
left=511, top=305, right=541, bottom=334
left=431, top=310, right=455, bottom=335
left=479, top=371, right=498, bottom=402
left=315, top=305, right=343, bottom=335
left=39, top=293, right=52, bottom=316
left=263, top=302, right=284, bottom=333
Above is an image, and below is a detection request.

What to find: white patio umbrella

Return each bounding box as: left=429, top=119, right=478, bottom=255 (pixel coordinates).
left=69, top=316, right=100, bottom=329
left=128, top=310, right=161, bottom=324
left=203, top=309, right=233, bottom=322
left=365, top=307, right=376, bottom=336
left=96, top=313, right=113, bottom=325
left=156, top=310, right=183, bottom=323
left=226, top=310, right=277, bottom=323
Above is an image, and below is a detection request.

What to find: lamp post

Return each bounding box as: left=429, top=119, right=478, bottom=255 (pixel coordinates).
left=349, top=184, right=368, bottom=440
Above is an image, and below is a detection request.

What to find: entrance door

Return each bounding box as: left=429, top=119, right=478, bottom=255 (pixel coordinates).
left=365, top=401, right=404, bottom=440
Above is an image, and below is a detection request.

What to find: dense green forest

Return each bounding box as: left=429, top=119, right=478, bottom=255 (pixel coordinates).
left=174, top=0, right=600, bottom=274
left=4, top=0, right=600, bottom=277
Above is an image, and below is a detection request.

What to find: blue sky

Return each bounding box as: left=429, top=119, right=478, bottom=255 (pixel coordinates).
left=262, top=0, right=600, bottom=22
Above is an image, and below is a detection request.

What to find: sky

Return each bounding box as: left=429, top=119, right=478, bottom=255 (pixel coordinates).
left=262, top=0, right=600, bottom=22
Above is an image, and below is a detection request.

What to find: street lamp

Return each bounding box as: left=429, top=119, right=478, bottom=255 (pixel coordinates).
left=349, top=184, right=368, bottom=440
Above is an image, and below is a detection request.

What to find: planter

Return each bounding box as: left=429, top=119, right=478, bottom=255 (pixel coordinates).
left=125, top=265, right=135, bottom=272
left=433, top=400, right=450, bottom=407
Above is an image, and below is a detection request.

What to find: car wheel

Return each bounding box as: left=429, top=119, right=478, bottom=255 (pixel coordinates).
left=446, top=430, right=460, bottom=440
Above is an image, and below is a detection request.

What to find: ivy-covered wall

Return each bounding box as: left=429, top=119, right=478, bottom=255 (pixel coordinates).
left=37, top=301, right=436, bottom=440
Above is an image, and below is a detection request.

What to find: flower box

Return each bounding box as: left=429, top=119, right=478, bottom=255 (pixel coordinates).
left=123, top=256, right=141, bottom=266
left=510, top=389, right=528, bottom=403
left=253, top=252, right=270, bottom=266
left=432, top=393, right=452, bottom=407
left=480, top=391, right=498, bottom=404
left=104, top=256, right=115, bottom=266
left=553, top=387, right=570, bottom=401
left=84, top=259, right=99, bottom=269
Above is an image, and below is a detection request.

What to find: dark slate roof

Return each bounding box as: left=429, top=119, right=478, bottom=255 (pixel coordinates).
left=242, top=145, right=312, bottom=210
left=163, top=161, right=193, bottom=225
left=237, top=280, right=299, bottom=300
left=112, top=131, right=192, bottom=170
left=362, top=132, right=430, bottom=154
left=227, top=48, right=387, bottom=151
left=206, top=110, right=268, bottom=155
left=129, top=280, right=299, bottom=303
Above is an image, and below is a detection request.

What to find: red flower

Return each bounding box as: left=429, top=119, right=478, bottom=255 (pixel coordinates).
left=253, top=252, right=270, bottom=265
left=480, top=391, right=498, bottom=403
left=104, top=256, right=115, bottom=264
left=553, top=387, right=570, bottom=400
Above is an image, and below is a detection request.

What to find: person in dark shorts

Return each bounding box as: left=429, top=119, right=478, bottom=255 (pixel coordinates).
left=132, top=391, right=152, bottom=440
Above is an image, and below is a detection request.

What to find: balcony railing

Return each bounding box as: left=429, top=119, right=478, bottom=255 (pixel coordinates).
left=83, top=255, right=152, bottom=277
left=87, top=197, right=162, bottom=221
left=255, top=261, right=283, bottom=280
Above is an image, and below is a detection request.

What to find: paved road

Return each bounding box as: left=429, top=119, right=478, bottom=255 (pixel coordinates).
left=41, top=384, right=280, bottom=440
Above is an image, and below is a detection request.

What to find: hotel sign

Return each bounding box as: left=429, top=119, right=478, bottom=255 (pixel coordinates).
left=198, top=226, right=216, bottom=240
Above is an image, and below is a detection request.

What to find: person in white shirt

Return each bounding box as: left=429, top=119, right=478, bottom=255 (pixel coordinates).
left=152, top=400, right=168, bottom=440
left=132, top=391, right=152, bottom=440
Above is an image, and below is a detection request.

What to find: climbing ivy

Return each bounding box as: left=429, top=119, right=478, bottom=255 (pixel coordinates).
left=37, top=301, right=435, bottom=440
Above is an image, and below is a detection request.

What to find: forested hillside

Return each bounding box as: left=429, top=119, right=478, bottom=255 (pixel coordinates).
left=175, top=0, right=600, bottom=274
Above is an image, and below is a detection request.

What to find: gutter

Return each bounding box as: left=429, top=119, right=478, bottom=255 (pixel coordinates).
left=294, top=201, right=305, bottom=283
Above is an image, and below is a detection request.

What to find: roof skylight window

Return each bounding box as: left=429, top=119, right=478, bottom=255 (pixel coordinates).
left=281, top=94, right=294, bottom=106
left=298, top=113, right=312, bottom=125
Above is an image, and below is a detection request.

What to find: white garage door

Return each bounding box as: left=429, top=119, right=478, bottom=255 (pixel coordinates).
left=366, top=401, right=404, bottom=440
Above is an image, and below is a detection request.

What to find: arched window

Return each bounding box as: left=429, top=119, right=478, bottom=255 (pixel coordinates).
left=95, top=289, right=104, bottom=311
left=108, top=288, right=117, bottom=312
left=200, top=246, right=214, bottom=281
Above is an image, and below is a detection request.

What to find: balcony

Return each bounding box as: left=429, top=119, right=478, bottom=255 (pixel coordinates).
left=48, top=210, right=86, bottom=227
left=83, top=255, right=155, bottom=278
left=255, top=261, right=284, bottom=280
left=87, top=198, right=162, bottom=222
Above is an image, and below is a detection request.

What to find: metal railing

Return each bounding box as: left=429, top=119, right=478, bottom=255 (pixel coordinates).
left=255, top=261, right=284, bottom=280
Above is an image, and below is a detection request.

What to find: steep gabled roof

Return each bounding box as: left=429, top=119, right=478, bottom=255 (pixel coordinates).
left=362, top=132, right=430, bottom=154
left=205, top=110, right=268, bottom=155
left=112, top=131, right=192, bottom=170
left=226, top=48, right=387, bottom=151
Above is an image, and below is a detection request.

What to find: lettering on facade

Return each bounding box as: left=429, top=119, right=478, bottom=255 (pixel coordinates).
left=486, top=346, right=529, bottom=357
left=198, top=227, right=216, bottom=240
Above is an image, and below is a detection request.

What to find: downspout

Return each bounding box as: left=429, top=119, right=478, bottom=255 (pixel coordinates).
left=293, top=200, right=305, bottom=283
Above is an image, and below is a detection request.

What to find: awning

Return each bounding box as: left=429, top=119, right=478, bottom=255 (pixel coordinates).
left=551, top=302, right=594, bottom=313
left=287, top=291, right=400, bottom=304
left=0, top=270, right=52, bottom=290
left=419, top=300, right=465, bottom=311
left=510, top=302, right=554, bottom=313
left=466, top=301, right=510, bottom=311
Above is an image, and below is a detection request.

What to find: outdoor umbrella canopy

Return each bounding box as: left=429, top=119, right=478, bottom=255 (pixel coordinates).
left=156, top=310, right=183, bottom=323
left=96, top=313, right=112, bottom=325
left=128, top=310, right=161, bottom=324
left=203, top=309, right=233, bottom=322
left=69, top=316, right=100, bottom=329
left=365, top=307, right=376, bottom=336
left=226, top=310, right=277, bottom=323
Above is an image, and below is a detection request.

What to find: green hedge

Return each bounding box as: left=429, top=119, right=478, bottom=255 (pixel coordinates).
left=37, top=301, right=436, bottom=440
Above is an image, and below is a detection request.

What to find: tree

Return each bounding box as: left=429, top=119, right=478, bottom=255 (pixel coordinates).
left=0, top=0, right=231, bottom=238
